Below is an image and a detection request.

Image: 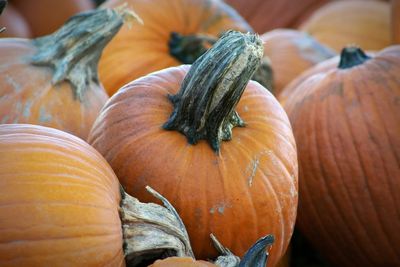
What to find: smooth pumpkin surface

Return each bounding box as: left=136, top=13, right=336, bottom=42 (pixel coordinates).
left=300, top=0, right=391, bottom=51
left=260, top=29, right=335, bottom=95
left=89, top=64, right=298, bottom=266
left=392, top=0, right=400, bottom=43
left=224, top=0, right=329, bottom=33
left=0, top=1, right=31, bottom=38
left=278, top=55, right=340, bottom=105
left=99, top=0, right=252, bottom=96
left=11, top=0, right=94, bottom=37
left=0, top=124, right=124, bottom=266
left=282, top=45, right=400, bottom=267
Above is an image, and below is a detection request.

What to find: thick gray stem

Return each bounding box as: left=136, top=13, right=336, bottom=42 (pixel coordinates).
left=30, top=8, right=125, bottom=100
left=163, top=30, right=263, bottom=152
left=120, top=186, right=194, bottom=267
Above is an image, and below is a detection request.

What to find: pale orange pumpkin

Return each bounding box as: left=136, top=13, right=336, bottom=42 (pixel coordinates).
left=282, top=45, right=400, bottom=267
left=260, top=29, right=335, bottom=95
left=89, top=31, right=298, bottom=267
left=0, top=7, right=126, bottom=140
left=300, top=0, right=391, bottom=52
left=0, top=123, right=196, bottom=267
left=98, top=0, right=252, bottom=96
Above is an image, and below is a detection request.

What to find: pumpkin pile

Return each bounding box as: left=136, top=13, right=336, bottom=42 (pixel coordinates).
left=0, top=0, right=399, bottom=266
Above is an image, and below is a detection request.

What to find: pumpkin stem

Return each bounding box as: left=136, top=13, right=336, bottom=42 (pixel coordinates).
left=30, top=7, right=136, bottom=100
left=210, top=234, right=241, bottom=266
left=163, top=30, right=263, bottom=152
left=120, top=186, right=194, bottom=267
left=238, top=235, right=274, bottom=267
left=209, top=233, right=274, bottom=267
left=252, top=57, right=274, bottom=93
left=169, top=32, right=217, bottom=64
left=338, top=46, right=371, bottom=69
left=169, top=32, right=273, bottom=92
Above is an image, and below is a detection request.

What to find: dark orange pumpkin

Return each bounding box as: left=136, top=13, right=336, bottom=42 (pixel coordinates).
left=0, top=123, right=197, bottom=266
left=0, top=8, right=126, bottom=140
left=11, top=0, right=94, bottom=37
left=299, top=0, right=391, bottom=52
left=89, top=31, right=298, bottom=266
left=223, top=0, right=329, bottom=33
left=98, top=0, right=252, bottom=96
left=0, top=1, right=31, bottom=38
left=282, top=45, right=400, bottom=267
left=392, top=0, right=400, bottom=43
left=260, top=29, right=335, bottom=95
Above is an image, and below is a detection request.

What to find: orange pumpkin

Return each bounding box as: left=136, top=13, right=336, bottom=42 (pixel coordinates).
left=282, top=45, right=400, bottom=267
left=0, top=123, right=196, bottom=266
left=278, top=56, right=340, bottom=105
left=299, top=0, right=391, bottom=51
left=11, top=0, right=94, bottom=37
left=392, top=0, right=400, bottom=43
left=223, top=0, right=329, bottom=33
left=260, top=29, right=335, bottom=95
left=0, top=1, right=31, bottom=38
left=98, top=0, right=252, bottom=96
left=89, top=31, right=298, bottom=266
left=0, top=8, right=126, bottom=140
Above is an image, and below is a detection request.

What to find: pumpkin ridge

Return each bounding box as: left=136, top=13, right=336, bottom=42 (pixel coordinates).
left=322, top=81, right=377, bottom=258
left=355, top=68, right=400, bottom=257
left=325, top=74, right=387, bottom=263
left=163, top=31, right=263, bottom=152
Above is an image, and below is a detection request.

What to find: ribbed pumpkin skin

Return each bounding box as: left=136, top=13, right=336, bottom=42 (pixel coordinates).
left=300, top=0, right=391, bottom=52
left=99, top=0, right=252, bottom=96
left=0, top=124, right=124, bottom=267
left=0, top=39, right=108, bottom=140
left=88, top=65, right=298, bottom=267
left=260, top=29, right=335, bottom=95
left=283, top=46, right=400, bottom=267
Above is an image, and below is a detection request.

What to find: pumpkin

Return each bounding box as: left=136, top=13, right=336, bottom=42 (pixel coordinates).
left=282, top=45, right=400, bottom=267
left=89, top=31, right=298, bottom=266
left=260, top=29, right=335, bottom=95
left=98, top=0, right=252, bottom=96
left=223, top=0, right=329, bottom=33
left=0, top=7, right=128, bottom=140
left=11, top=0, right=94, bottom=37
left=0, top=1, right=31, bottom=38
left=393, top=0, right=400, bottom=43
left=278, top=55, right=340, bottom=105
left=299, top=0, right=391, bottom=52
left=0, top=123, right=196, bottom=266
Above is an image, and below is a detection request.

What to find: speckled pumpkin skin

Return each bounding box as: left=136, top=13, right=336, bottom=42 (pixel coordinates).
left=0, top=39, right=108, bottom=140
